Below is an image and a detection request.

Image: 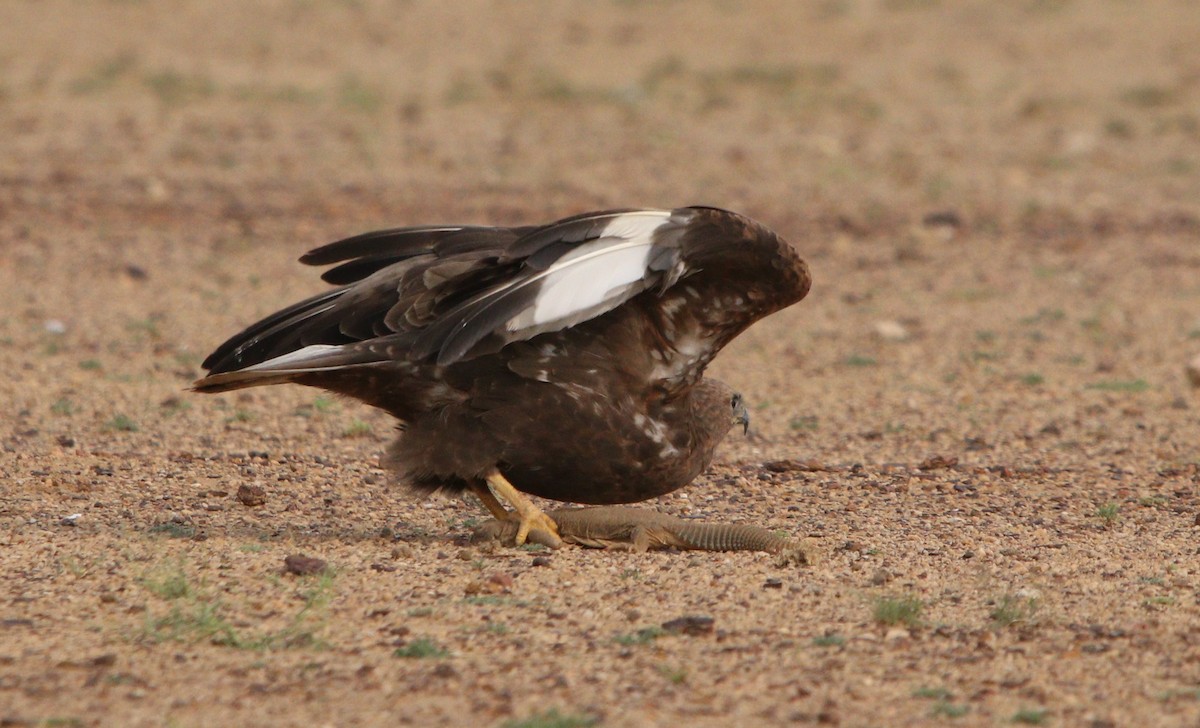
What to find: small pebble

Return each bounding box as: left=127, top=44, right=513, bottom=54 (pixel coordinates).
left=918, top=455, right=958, bottom=471
left=922, top=210, right=962, bottom=229
left=60, top=513, right=82, bottom=526
left=487, top=572, right=514, bottom=589
left=464, top=573, right=512, bottom=595
left=284, top=554, right=327, bottom=575
left=1187, top=354, right=1200, bottom=387
left=431, top=663, right=458, bottom=679
left=661, top=615, right=715, bottom=636
left=236, top=484, right=267, bottom=507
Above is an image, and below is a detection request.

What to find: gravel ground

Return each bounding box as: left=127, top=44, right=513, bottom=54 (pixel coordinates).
left=3, top=1, right=1200, bottom=726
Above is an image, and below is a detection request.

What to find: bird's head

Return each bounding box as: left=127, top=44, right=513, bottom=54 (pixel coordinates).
left=730, top=392, right=750, bottom=436
left=688, top=379, right=751, bottom=447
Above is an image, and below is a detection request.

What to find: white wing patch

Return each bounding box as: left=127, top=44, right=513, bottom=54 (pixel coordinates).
left=519, top=239, right=652, bottom=327
left=505, top=211, right=673, bottom=332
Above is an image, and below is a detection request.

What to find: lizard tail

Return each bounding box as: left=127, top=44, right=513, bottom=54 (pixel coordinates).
left=674, top=522, right=792, bottom=553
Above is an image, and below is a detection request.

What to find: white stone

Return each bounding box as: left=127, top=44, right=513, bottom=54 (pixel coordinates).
left=873, top=319, right=909, bottom=341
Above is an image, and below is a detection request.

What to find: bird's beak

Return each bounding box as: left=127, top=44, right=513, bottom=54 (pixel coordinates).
left=733, top=402, right=750, bottom=436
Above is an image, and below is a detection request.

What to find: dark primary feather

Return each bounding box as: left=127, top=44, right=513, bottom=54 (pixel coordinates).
left=199, top=287, right=346, bottom=373
left=302, top=225, right=533, bottom=284
left=201, top=228, right=503, bottom=374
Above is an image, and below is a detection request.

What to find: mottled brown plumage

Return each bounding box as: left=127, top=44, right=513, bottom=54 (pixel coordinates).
left=195, top=206, right=810, bottom=540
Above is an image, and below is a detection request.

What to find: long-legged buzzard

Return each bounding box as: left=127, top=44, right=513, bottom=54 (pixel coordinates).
left=195, top=206, right=811, bottom=544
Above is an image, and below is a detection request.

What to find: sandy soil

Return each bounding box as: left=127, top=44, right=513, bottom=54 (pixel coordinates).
left=3, top=1, right=1200, bottom=726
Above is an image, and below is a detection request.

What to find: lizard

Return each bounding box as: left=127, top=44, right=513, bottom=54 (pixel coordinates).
left=472, top=505, right=815, bottom=564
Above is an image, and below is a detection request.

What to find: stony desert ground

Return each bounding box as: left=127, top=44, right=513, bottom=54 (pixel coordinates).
left=3, top=1, right=1200, bottom=726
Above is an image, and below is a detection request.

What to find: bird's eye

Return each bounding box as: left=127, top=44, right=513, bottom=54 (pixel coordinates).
left=730, top=394, right=742, bottom=409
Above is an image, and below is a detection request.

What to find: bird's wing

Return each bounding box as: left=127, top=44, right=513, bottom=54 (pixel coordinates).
left=199, top=209, right=678, bottom=376
left=195, top=207, right=810, bottom=394
left=634, top=205, right=812, bottom=394
left=501, top=206, right=811, bottom=396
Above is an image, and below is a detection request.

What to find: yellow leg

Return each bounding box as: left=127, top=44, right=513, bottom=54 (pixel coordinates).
left=483, top=469, right=560, bottom=547
left=468, top=482, right=511, bottom=520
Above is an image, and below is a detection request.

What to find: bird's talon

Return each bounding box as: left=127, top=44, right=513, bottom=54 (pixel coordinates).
left=511, top=510, right=561, bottom=548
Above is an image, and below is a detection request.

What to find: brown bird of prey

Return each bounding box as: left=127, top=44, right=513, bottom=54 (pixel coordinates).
left=195, top=206, right=811, bottom=544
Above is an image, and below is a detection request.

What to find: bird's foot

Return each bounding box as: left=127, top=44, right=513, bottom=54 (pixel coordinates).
left=470, top=514, right=563, bottom=549
left=509, top=507, right=562, bottom=548
left=479, top=470, right=563, bottom=548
